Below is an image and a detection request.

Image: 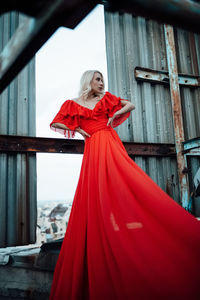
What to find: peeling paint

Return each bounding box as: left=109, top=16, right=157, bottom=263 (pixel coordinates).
left=164, top=24, right=190, bottom=209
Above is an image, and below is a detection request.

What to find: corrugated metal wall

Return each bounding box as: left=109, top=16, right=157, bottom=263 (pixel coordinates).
left=174, top=29, right=200, bottom=140
left=105, top=13, right=175, bottom=144
left=104, top=12, right=194, bottom=206
left=0, top=13, right=36, bottom=247
left=174, top=28, right=200, bottom=215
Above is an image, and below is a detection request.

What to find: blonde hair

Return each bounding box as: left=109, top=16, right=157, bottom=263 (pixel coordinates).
left=78, top=70, right=105, bottom=98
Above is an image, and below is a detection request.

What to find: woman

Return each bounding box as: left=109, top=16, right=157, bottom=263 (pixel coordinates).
left=50, top=71, right=134, bottom=138
left=50, top=70, right=200, bottom=300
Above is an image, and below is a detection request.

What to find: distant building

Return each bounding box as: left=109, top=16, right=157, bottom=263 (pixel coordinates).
left=36, top=202, right=72, bottom=244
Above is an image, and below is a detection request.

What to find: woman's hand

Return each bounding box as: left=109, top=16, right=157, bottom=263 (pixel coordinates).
left=76, top=127, right=91, bottom=139
left=107, top=114, right=116, bottom=127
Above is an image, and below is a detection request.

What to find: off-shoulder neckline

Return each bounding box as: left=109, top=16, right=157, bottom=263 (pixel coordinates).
left=70, top=91, right=108, bottom=111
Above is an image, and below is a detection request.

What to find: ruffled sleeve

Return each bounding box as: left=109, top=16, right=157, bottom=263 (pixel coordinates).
left=104, top=92, right=131, bottom=128
left=50, top=100, right=79, bottom=138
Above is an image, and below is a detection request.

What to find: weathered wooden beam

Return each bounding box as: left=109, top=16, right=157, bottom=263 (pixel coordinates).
left=0, top=135, right=176, bottom=156
left=183, top=137, right=200, bottom=155
left=183, top=150, right=200, bottom=156
left=124, top=141, right=175, bottom=157
left=0, top=0, right=97, bottom=94
left=1, top=0, right=200, bottom=93
left=135, top=67, right=200, bottom=87
left=0, top=135, right=85, bottom=154
left=104, top=0, right=200, bottom=34
left=0, top=0, right=55, bottom=17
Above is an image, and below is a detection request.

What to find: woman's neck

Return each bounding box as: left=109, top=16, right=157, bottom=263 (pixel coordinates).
left=86, top=91, right=103, bottom=101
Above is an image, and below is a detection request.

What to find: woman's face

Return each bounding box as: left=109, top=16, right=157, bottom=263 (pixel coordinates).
left=91, top=72, right=104, bottom=94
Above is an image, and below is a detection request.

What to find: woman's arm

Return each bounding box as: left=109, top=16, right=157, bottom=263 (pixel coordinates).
left=51, top=122, right=70, bottom=130
left=116, top=100, right=135, bottom=116
left=51, top=123, right=91, bottom=138
left=107, top=100, right=135, bottom=127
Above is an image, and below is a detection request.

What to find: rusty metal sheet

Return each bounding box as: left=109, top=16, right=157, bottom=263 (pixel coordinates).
left=164, top=24, right=190, bottom=209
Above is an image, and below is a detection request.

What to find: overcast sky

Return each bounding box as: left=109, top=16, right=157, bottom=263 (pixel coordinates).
left=36, top=4, right=107, bottom=203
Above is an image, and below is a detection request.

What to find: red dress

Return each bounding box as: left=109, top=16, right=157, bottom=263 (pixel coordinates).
left=50, top=92, right=200, bottom=300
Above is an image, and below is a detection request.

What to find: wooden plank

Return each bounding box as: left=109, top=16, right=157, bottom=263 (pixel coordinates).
left=0, top=135, right=176, bottom=156
left=135, top=66, right=200, bottom=87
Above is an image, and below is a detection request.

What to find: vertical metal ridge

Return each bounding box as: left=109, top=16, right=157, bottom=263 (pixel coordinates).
left=104, top=9, right=180, bottom=203
left=0, top=12, right=36, bottom=247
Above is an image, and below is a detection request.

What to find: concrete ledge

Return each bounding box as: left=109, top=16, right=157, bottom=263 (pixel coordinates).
left=0, top=243, right=61, bottom=299
left=0, top=266, right=53, bottom=299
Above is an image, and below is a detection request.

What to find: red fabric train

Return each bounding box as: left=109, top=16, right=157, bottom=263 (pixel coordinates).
left=50, top=92, right=200, bottom=300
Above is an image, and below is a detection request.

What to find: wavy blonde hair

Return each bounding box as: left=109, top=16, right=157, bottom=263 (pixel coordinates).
left=78, top=70, right=105, bottom=98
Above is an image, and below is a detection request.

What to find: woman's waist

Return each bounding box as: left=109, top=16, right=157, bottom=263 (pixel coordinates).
left=80, top=119, right=112, bottom=135
left=85, top=126, right=113, bottom=143
left=87, top=125, right=112, bottom=135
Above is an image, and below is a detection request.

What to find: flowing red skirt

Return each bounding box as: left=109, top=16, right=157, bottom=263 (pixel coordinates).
left=50, top=128, right=200, bottom=300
